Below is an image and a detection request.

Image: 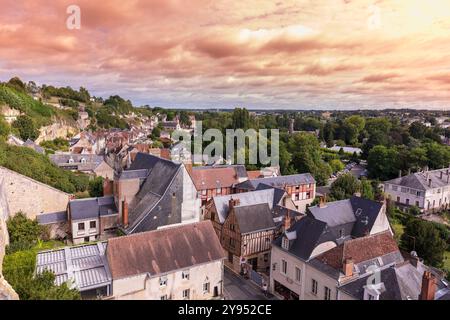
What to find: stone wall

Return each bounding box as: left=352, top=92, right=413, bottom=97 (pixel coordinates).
left=0, top=177, right=19, bottom=300
left=0, top=167, right=71, bottom=219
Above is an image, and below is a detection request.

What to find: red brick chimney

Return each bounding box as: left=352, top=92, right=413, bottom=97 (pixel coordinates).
left=419, top=271, right=436, bottom=300
left=103, top=177, right=113, bottom=196
left=228, top=198, right=240, bottom=209
left=343, top=258, right=354, bottom=277
left=319, top=196, right=327, bottom=208
left=122, top=197, right=129, bottom=227
left=284, top=211, right=292, bottom=231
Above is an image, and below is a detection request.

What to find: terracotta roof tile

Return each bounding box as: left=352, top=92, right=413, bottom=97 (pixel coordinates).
left=106, top=221, right=225, bottom=279
left=316, top=231, right=399, bottom=270
left=190, top=167, right=240, bottom=190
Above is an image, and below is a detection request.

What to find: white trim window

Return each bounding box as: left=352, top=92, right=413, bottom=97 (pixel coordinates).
left=203, top=282, right=210, bottom=294
left=182, top=270, right=190, bottom=280
left=182, top=289, right=190, bottom=300
left=324, top=286, right=331, bottom=300
left=311, top=279, right=318, bottom=295
left=159, top=275, right=168, bottom=287
left=295, top=267, right=301, bottom=283
left=281, top=259, right=288, bottom=275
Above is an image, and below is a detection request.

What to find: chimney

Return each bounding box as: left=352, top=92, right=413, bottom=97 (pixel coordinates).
left=284, top=211, right=292, bottom=231
left=398, top=170, right=402, bottom=178
left=228, top=198, right=240, bottom=210
left=419, top=271, right=436, bottom=300
left=319, top=195, right=327, bottom=208
left=408, top=168, right=411, bottom=175
left=428, top=179, right=432, bottom=187
left=122, top=197, right=129, bottom=227
left=440, top=171, right=443, bottom=179
left=103, top=177, right=113, bottom=196
left=343, top=258, right=354, bottom=277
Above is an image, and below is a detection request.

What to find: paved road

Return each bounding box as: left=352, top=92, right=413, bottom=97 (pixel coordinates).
left=223, top=268, right=278, bottom=300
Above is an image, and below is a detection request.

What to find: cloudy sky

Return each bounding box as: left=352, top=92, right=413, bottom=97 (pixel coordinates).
left=1, top=0, right=450, bottom=110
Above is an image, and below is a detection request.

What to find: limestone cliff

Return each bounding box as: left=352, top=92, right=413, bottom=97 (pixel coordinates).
left=35, top=119, right=78, bottom=144
left=0, top=180, right=19, bottom=300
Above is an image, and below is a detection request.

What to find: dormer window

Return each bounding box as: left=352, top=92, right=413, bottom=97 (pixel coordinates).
left=282, top=237, right=289, bottom=250
left=68, top=158, right=74, bottom=164
left=339, top=229, right=344, bottom=238
left=81, top=158, right=86, bottom=164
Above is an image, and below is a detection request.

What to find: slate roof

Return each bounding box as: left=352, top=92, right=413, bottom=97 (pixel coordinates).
left=273, top=215, right=330, bottom=261
left=50, top=154, right=105, bottom=171
left=37, top=211, right=68, bottom=225
left=386, top=169, right=450, bottom=191
left=122, top=153, right=183, bottom=233
left=233, top=203, right=276, bottom=234
left=307, top=196, right=384, bottom=238
left=235, top=173, right=315, bottom=190
left=107, top=221, right=225, bottom=279
left=339, top=261, right=450, bottom=300
left=212, top=189, right=284, bottom=223
left=69, top=196, right=117, bottom=221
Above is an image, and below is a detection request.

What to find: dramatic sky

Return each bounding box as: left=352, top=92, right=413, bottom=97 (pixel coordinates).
left=1, top=0, right=450, bottom=110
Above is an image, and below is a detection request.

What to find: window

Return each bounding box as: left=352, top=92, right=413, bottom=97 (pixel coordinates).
left=159, top=276, right=168, bottom=286
left=78, top=222, right=85, bottom=231
left=160, top=295, right=168, bottom=300
left=392, top=185, right=398, bottom=191
left=416, top=201, right=420, bottom=207
left=216, top=188, right=221, bottom=194
left=229, top=238, right=235, bottom=247
left=264, top=253, right=269, bottom=262
left=230, top=224, right=235, bottom=231
left=324, top=286, right=331, bottom=300
left=182, top=270, right=189, bottom=280
left=84, top=237, right=89, bottom=242
left=201, top=190, right=207, bottom=195
left=397, top=196, right=400, bottom=203
left=81, top=158, right=86, bottom=164
left=228, top=252, right=233, bottom=263
left=90, top=221, right=96, bottom=229
left=295, top=267, right=301, bottom=283
left=282, top=237, right=289, bottom=250
left=182, top=289, right=190, bottom=299
left=406, top=199, right=410, bottom=205
left=368, top=294, right=375, bottom=300
left=311, top=279, right=318, bottom=295
left=203, top=282, right=210, bottom=294
left=281, top=259, right=287, bottom=275
left=295, top=194, right=300, bottom=201
left=338, top=229, right=344, bottom=238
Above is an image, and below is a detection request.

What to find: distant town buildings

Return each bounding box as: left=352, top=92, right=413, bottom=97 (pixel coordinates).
left=384, top=167, right=450, bottom=212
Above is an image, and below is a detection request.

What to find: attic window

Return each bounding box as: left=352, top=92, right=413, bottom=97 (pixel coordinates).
left=68, top=158, right=74, bottom=163
left=282, top=237, right=289, bottom=250
left=81, top=158, right=86, bottom=164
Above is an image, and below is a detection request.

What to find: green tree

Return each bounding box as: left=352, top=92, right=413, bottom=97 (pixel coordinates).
left=360, top=178, right=375, bottom=200
left=330, top=173, right=361, bottom=200
left=401, top=219, right=447, bottom=267
left=6, top=212, right=43, bottom=253
left=0, top=116, right=10, bottom=138
left=367, top=145, right=400, bottom=180
left=329, top=159, right=344, bottom=173
left=12, top=115, right=39, bottom=140
left=88, top=176, right=104, bottom=197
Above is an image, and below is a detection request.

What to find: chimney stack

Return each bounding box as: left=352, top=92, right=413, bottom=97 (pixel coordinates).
left=419, top=271, right=436, bottom=300
left=343, top=258, right=354, bottom=277
left=399, top=170, right=402, bottom=178
left=228, top=198, right=240, bottom=210
left=440, top=171, right=443, bottom=179
left=428, top=179, right=432, bottom=187
left=319, top=195, right=327, bottom=208
left=103, top=177, right=113, bottom=196
left=284, top=211, right=292, bottom=231
left=122, top=197, right=129, bottom=227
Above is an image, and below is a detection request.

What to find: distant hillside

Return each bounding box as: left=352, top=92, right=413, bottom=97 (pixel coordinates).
left=0, top=84, right=55, bottom=128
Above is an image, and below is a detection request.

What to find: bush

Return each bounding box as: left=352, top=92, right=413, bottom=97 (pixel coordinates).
left=88, top=176, right=104, bottom=197
left=3, top=241, right=80, bottom=300
left=6, top=212, right=43, bottom=253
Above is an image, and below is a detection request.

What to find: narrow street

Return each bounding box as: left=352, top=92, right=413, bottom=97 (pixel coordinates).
left=223, top=268, right=278, bottom=300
